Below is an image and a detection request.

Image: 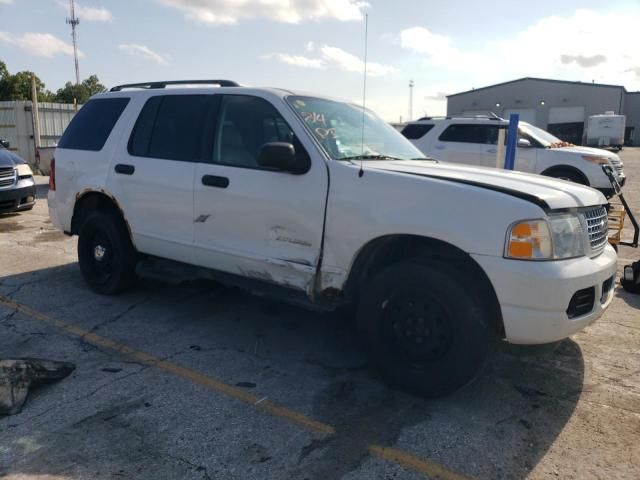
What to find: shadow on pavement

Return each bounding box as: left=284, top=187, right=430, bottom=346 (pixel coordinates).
left=0, top=265, right=584, bottom=479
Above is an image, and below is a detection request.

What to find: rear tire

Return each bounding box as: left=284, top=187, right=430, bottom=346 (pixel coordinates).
left=357, top=260, right=494, bottom=397
left=78, top=211, right=137, bottom=295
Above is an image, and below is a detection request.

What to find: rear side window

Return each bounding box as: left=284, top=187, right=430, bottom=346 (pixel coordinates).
left=439, top=124, right=502, bottom=144
left=401, top=123, right=434, bottom=140
left=128, top=95, right=217, bottom=162
left=58, top=98, right=129, bottom=151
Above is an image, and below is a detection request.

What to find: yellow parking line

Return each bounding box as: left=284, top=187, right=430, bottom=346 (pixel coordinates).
left=369, top=446, right=472, bottom=480
left=0, top=295, right=470, bottom=480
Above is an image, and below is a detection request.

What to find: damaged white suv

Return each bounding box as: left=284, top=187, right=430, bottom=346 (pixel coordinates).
left=49, top=80, right=617, bottom=396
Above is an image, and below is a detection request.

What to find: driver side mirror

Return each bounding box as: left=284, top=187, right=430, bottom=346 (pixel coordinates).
left=0, top=139, right=9, bottom=148
left=518, top=138, right=532, bottom=148
left=257, top=142, right=310, bottom=174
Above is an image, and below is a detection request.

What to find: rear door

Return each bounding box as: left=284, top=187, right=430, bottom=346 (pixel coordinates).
left=432, top=123, right=492, bottom=166
left=193, top=94, right=328, bottom=293
left=107, top=94, right=216, bottom=262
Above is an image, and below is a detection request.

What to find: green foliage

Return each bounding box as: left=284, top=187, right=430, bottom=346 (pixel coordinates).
left=55, top=75, right=106, bottom=104
left=0, top=59, right=105, bottom=103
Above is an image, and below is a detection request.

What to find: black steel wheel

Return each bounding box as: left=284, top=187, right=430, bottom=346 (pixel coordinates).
left=357, top=259, right=495, bottom=397
left=78, top=211, right=137, bottom=295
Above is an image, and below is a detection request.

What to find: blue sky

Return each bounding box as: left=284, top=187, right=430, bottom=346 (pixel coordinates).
left=2, top=0, right=640, bottom=121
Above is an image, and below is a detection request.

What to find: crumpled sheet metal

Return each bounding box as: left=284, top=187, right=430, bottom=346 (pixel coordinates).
left=0, top=358, right=75, bottom=415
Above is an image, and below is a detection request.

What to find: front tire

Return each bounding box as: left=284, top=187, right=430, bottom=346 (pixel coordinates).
left=544, top=168, right=588, bottom=185
left=357, top=260, right=494, bottom=397
left=78, top=211, right=137, bottom=295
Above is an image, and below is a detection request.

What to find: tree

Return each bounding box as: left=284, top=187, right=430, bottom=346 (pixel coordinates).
left=0, top=60, right=53, bottom=101
left=55, top=75, right=106, bottom=104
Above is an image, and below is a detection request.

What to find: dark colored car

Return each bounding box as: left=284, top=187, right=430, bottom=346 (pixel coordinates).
left=0, top=140, right=36, bottom=214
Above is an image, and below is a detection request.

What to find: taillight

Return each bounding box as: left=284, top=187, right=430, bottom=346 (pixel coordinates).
left=49, top=158, right=55, bottom=191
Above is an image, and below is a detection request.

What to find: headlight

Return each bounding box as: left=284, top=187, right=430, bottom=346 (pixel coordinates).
left=505, top=214, right=585, bottom=260
left=582, top=155, right=610, bottom=165
left=15, top=164, right=33, bottom=177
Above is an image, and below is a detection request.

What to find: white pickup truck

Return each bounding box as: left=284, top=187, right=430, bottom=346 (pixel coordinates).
left=48, top=80, right=617, bottom=396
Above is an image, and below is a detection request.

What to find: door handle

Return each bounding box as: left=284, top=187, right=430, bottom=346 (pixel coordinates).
left=115, top=164, right=135, bottom=175
left=434, top=145, right=445, bottom=150
left=486, top=148, right=497, bottom=153
left=202, top=175, right=229, bottom=188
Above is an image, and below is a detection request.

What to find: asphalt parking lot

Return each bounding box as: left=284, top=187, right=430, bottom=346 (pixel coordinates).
left=1, top=151, right=639, bottom=480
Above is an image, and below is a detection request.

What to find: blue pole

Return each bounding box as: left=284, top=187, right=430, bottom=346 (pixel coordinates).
left=504, top=113, right=519, bottom=170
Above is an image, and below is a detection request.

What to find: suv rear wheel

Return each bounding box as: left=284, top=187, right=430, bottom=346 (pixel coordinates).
left=78, top=211, right=137, bottom=294
left=357, top=259, right=494, bottom=397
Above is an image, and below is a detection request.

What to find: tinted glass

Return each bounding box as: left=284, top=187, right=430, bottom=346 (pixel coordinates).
left=438, top=124, right=502, bottom=144
left=58, top=98, right=129, bottom=151
left=128, top=95, right=217, bottom=162
left=401, top=124, right=434, bottom=140
left=214, top=95, right=307, bottom=168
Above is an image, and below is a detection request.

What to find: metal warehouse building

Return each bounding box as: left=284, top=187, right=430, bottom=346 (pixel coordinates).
left=447, top=77, right=640, bottom=146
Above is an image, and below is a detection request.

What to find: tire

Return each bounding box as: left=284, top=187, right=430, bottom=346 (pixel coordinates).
left=544, top=168, right=588, bottom=185
left=77, top=211, right=137, bottom=295
left=357, top=259, right=494, bottom=397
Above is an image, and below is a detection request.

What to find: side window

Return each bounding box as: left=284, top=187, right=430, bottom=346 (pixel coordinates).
left=439, top=124, right=501, bottom=144
left=58, top=98, right=130, bottom=151
left=128, top=95, right=217, bottom=162
left=213, top=95, right=307, bottom=169
left=401, top=124, right=434, bottom=140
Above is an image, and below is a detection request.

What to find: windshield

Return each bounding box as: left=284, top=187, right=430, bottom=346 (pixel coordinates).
left=286, top=96, right=427, bottom=161
left=518, top=122, right=562, bottom=147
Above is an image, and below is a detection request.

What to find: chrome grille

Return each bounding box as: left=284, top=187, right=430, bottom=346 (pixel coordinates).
left=583, top=206, right=608, bottom=255
left=609, top=157, right=624, bottom=174
left=0, top=167, right=16, bottom=189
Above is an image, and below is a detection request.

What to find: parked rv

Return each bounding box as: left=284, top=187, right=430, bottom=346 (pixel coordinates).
left=585, top=114, right=626, bottom=151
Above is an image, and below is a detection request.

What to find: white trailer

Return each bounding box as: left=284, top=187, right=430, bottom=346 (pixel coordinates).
left=585, top=113, right=626, bottom=150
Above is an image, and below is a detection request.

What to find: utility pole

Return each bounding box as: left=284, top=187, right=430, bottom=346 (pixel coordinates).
left=408, top=80, right=414, bottom=121
left=66, top=0, right=80, bottom=85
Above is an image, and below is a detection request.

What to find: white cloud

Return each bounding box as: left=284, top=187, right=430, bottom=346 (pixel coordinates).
left=320, top=45, right=396, bottom=77
left=157, top=0, right=368, bottom=25
left=0, top=31, right=80, bottom=57
left=261, top=53, right=325, bottom=69
left=0, top=0, right=14, bottom=4
left=399, top=9, right=640, bottom=91
left=264, top=44, right=396, bottom=77
left=56, top=1, right=112, bottom=22
left=118, top=44, right=168, bottom=66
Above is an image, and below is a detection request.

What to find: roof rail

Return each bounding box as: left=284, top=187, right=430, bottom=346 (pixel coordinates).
left=417, top=116, right=451, bottom=121
left=110, top=79, right=240, bottom=92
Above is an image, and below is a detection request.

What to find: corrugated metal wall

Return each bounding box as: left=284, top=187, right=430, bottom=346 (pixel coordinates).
left=0, top=101, right=78, bottom=164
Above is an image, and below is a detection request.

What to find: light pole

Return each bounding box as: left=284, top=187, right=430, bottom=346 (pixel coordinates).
left=408, top=80, right=414, bottom=121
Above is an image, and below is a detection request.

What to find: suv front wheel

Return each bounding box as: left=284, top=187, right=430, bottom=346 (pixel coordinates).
left=357, top=259, right=494, bottom=397
left=78, top=211, right=137, bottom=295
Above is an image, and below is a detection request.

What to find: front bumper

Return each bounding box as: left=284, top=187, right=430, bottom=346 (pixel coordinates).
left=0, top=179, right=37, bottom=213
left=472, top=245, right=618, bottom=344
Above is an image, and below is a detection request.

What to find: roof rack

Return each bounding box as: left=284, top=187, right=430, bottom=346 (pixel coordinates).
left=110, top=79, right=240, bottom=92
left=416, top=115, right=505, bottom=122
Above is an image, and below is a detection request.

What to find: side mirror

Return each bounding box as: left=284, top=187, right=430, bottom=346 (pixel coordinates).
left=518, top=138, right=532, bottom=148
left=257, top=142, right=310, bottom=174
left=0, top=139, right=9, bottom=148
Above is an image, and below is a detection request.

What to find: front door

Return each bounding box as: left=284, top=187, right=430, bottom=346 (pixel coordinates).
left=193, top=94, right=328, bottom=294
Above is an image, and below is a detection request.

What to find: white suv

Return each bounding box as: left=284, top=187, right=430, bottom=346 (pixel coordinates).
left=402, top=117, right=625, bottom=196
left=49, top=80, right=617, bottom=396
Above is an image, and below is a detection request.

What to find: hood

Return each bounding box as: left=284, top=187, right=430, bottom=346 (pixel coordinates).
left=554, top=145, right=621, bottom=161
left=364, top=160, right=606, bottom=211
left=0, top=148, right=26, bottom=168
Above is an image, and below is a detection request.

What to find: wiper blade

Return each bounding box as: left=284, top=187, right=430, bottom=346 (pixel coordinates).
left=339, top=154, right=405, bottom=161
